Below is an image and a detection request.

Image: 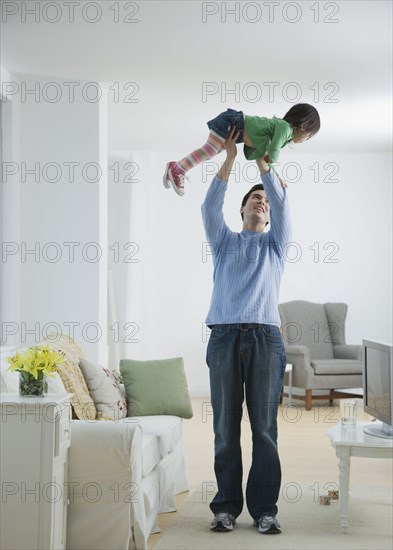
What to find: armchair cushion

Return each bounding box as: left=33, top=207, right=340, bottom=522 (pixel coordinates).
left=311, top=359, right=363, bottom=375
left=120, top=357, right=193, bottom=419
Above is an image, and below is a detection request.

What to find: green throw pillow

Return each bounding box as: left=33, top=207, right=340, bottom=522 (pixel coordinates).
left=120, top=357, right=193, bottom=419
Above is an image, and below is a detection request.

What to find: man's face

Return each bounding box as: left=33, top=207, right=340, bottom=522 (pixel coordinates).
left=240, top=190, right=270, bottom=227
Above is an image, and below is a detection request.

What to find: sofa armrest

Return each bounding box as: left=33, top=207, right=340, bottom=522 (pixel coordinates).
left=333, top=344, right=362, bottom=361
left=68, top=420, right=147, bottom=550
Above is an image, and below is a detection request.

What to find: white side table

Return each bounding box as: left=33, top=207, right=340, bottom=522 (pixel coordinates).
left=327, top=421, right=393, bottom=533
left=0, top=393, right=72, bottom=549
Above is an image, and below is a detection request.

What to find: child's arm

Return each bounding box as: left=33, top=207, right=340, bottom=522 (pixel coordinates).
left=265, top=122, right=293, bottom=164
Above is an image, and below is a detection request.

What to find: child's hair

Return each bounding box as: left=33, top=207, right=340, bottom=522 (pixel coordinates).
left=282, top=103, right=320, bottom=137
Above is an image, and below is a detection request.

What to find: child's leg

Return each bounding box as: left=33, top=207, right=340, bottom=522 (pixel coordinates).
left=164, top=130, right=226, bottom=196
left=178, top=130, right=225, bottom=172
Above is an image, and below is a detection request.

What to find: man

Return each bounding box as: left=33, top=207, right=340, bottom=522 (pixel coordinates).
left=201, top=128, right=291, bottom=534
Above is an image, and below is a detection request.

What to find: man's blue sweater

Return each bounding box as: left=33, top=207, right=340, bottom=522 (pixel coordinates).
left=201, top=169, right=292, bottom=327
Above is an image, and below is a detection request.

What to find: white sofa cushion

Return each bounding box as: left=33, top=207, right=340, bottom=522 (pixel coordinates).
left=135, top=415, right=183, bottom=458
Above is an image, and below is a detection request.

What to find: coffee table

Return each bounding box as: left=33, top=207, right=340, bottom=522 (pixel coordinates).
left=327, top=421, right=393, bottom=533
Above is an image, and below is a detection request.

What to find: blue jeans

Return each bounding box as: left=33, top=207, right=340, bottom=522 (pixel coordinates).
left=206, top=323, right=286, bottom=520
left=207, top=108, right=244, bottom=144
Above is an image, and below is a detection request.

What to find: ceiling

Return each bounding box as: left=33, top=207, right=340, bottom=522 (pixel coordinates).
left=2, top=0, right=392, bottom=152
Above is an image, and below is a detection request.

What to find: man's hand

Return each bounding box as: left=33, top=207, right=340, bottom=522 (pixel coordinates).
left=223, top=126, right=240, bottom=158
left=256, top=157, right=287, bottom=188
left=217, top=127, right=240, bottom=182
left=255, top=157, right=270, bottom=175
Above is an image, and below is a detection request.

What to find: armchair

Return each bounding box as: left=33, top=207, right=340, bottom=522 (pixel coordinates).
left=278, top=301, right=362, bottom=410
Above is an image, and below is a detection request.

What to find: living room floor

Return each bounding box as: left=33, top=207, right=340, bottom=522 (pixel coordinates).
left=148, top=397, right=392, bottom=548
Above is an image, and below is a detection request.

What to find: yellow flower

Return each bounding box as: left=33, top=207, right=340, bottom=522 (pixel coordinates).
left=7, top=345, right=65, bottom=380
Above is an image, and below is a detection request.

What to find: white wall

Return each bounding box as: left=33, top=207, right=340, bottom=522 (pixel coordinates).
left=2, top=73, right=108, bottom=362
left=109, top=149, right=392, bottom=395
left=1, top=66, right=21, bottom=347
left=3, top=75, right=391, bottom=390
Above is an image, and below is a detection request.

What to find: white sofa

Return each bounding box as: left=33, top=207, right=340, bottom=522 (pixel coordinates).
left=67, top=413, right=188, bottom=549
left=0, top=348, right=189, bottom=550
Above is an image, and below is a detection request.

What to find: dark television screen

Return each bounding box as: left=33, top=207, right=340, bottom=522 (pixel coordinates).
left=364, top=347, right=391, bottom=424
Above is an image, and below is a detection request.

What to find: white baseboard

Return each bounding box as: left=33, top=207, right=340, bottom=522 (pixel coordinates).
left=189, top=386, right=363, bottom=399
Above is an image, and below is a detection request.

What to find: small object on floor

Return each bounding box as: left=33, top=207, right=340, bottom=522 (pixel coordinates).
left=319, top=495, right=331, bottom=505
left=210, top=512, right=235, bottom=532
left=328, top=489, right=339, bottom=500
left=254, top=515, right=282, bottom=534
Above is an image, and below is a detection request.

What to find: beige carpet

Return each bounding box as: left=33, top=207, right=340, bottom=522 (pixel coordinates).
left=153, top=485, right=393, bottom=549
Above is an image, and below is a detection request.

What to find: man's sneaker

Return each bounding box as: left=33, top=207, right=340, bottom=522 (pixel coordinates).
left=210, top=512, right=236, bottom=532
left=254, top=515, right=281, bottom=534
left=166, top=161, right=190, bottom=196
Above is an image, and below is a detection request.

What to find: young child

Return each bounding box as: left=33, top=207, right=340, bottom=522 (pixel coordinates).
left=163, top=103, right=320, bottom=196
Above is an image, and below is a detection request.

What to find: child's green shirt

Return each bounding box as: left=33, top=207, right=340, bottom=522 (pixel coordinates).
left=244, top=116, right=293, bottom=162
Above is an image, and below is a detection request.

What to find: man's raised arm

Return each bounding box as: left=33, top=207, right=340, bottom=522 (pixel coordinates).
left=201, top=129, right=239, bottom=245
left=256, top=158, right=292, bottom=254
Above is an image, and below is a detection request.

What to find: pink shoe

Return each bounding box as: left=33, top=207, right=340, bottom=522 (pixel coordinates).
left=163, top=162, right=172, bottom=189
left=166, top=161, right=190, bottom=197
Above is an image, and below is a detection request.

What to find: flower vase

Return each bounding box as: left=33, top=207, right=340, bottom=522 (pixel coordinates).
left=19, top=371, right=47, bottom=397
